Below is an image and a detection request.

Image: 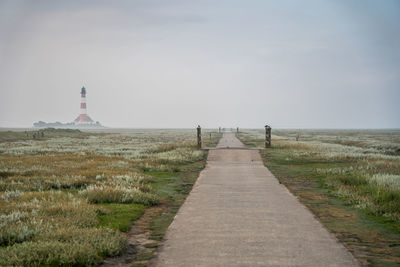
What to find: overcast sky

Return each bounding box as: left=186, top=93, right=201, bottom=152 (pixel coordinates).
left=0, top=0, right=399, bottom=128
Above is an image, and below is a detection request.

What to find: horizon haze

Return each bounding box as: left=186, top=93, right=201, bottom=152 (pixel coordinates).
left=0, top=0, right=399, bottom=129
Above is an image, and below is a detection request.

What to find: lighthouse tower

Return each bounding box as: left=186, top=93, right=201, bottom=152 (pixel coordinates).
left=74, top=86, right=95, bottom=125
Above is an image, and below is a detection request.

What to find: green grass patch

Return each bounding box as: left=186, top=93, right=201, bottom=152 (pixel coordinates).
left=135, top=251, right=154, bottom=261
left=144, top=242, right=159, bottom=248
left=145, top=171, right=175, bottom=178
left=132, top=263, right=148, bottom=267
left=97, top=203, right=146, bottom=232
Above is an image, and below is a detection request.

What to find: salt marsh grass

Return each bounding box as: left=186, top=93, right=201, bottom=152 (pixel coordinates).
left=0, top=128, right=207, bottom=265
left=369, top=173, right=400, bottom=189
left=238, top=129, right=400, bottom=222
left=79, top=185, right=159, bottom=205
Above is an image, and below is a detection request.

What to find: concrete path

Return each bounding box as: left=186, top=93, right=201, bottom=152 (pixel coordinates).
left=152, top=132, right=359, bottom=266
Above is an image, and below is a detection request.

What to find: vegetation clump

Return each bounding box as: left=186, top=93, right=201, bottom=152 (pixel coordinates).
left=80, top=185, right=159, bottom=205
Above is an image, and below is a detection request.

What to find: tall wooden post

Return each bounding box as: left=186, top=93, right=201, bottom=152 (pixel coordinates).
left=237, top=127, right=239, bottom=133
left=265, top=125, right=271, bottom=148
left=197, top=125, right=202, bottom=149
left=219, top=127, right=221, bottom=133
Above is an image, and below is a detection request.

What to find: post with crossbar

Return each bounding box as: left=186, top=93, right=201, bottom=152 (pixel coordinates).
left=197, top=125, right=202, bottom=149
left=265, top=125, right=271, bottom=148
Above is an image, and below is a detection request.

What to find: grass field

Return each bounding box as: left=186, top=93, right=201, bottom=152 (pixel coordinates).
left=237, top=129, right=400, bottom=265
left=0, top=128, right=222, bottom=266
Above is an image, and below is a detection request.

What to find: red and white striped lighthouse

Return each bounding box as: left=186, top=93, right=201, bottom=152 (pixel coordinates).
left=74, top=86, right=95, bottom=125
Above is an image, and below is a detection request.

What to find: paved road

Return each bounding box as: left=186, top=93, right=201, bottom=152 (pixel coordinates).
left=152, top=132, right=358, bottom=266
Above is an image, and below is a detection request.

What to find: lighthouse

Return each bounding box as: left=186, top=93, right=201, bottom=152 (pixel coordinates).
left=74, top=86, right=95, bottom=125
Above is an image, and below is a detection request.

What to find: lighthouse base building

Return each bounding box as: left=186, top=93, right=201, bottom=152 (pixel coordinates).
left=74, top=114, right=94, bottom=124
left=74, top=86, right=97, bottom=125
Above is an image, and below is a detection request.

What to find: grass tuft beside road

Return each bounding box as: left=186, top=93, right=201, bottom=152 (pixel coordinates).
left=97, top=203, right=146, bottom=232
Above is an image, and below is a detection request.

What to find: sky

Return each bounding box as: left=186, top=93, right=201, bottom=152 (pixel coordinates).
left=0, top=0, right=399, bottom=129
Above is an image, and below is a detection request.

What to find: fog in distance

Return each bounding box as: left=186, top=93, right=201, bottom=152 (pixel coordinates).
left=0, top=0, right=399, bottom=128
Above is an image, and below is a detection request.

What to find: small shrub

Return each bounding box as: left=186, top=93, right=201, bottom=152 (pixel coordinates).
left=0, top=211, right=41, bottom=246
left=0, top=190, right=25, bottom=201
left=369, top=173, right=400, bottom=189
left=80, top=185, right=159, bottom=205
left=338, top=175, right=368, bottom=186
left=0, top=221, right=40, bottom=246
left=39, top=200, right=100, bottom=228
left=38, top=227, right=127, bottom=257
left=0, top=240, right=101, bottom=266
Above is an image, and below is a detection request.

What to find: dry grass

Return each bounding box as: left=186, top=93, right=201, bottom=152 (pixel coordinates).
left=0, top=129, right=207, bottom=265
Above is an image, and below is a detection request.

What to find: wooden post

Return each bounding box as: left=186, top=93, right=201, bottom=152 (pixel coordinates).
left=265, top=125, right=271, bottom=148
left=209, top=132, right=212, bottom=140
left=237, top=127, right=239, bottom=133
left=218, top=127, right=221, bottom=133
left=197, top=125, right=202, bottom=149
